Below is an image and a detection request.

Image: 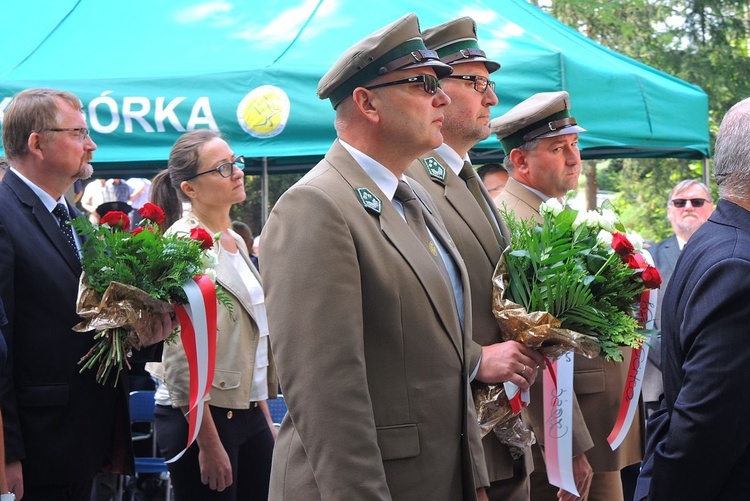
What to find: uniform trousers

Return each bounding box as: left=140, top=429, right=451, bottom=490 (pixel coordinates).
left=486, top=458, right=530, bottom=501
left=154, top=403, right=274, bottom=501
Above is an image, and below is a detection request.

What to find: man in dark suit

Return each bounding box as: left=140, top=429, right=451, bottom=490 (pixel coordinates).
left=641, top=180, right=713, bottom=416
left=407, top=17, right=545, bottom=501
left=491, top=91, right=644, bottom=501
left=636, top=97, right=750, bottom=500
left=0, top=88, right=172, bottom=500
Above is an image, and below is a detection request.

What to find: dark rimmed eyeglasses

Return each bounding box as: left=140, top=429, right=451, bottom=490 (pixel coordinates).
left=364, top=74, right=442, bottom=95
left=40, top=127, right=90, bottom=141
left=186, top=156, right=246, bottom=181
left=445, top=75, right=496, bottom=93
left=671, top=198, right=709, bottom=208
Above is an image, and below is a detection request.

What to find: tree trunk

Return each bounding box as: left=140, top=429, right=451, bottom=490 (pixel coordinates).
left=583, top=160, right=598, bottom=210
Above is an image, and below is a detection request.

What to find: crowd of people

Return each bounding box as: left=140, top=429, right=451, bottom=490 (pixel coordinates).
left=0, top=11, right=748, bottom=501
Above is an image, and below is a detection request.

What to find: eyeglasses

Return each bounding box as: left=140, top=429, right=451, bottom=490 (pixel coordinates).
left=445, top=75, right=496, bottom=93
left=671, top=198, right=710, bottom=208
left=41, top=127, right=90, bottom=141
left=364, top=74, right=442, bottom=95
left=186, top=156, right=245, bottom=181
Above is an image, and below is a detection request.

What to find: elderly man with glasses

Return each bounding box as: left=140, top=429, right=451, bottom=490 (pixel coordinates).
left=0, top=88, right=175, bottom=500
left=641, top=180, right=714, bottom=417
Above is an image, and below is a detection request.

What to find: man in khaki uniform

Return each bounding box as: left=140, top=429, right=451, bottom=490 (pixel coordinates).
left=261, top=14, right=497, bottom=500
left=491, top=91, right=643, bottom=501
left=406, top=17, right=545, bottom=501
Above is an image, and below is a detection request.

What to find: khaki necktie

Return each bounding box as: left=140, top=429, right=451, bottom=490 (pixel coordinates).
left=458, top=161, right=505, bottom=247
left=394, top=181, right=453, bottom=287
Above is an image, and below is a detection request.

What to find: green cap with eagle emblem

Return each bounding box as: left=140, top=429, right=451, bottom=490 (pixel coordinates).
left=421, top=17, right=500, bottom=73
left=318, top=13, right=453, bottom=109
left=490, top=91, right=587, bottom=154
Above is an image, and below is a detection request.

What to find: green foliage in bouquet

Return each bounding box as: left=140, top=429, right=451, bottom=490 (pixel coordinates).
left=73, top=219, right=204, bottom=304
left=502, top=201, right=648, bottom=362
left=70, top=204, right=233, bottom=385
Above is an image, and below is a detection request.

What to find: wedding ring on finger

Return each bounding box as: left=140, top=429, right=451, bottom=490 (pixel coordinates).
left=522, top=364, right=528, bottom=376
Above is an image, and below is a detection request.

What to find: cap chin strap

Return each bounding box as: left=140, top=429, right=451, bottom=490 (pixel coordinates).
left=522, top=117, right=579, bottom=142
left=377, top=49, right=441, bottom=75
left=440, top=47, right=487, bottom=65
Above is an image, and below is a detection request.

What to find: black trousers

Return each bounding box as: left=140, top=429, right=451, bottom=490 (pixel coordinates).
left=154, top=403, right=274, bottom=501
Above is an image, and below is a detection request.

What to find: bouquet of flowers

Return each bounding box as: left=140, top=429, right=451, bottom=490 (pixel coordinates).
left=475, top=199, right=661, bottom=448
left=71, top=203, right=228, bottom=385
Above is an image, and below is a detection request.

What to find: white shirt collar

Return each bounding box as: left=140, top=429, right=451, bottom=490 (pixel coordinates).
left=10, top=167, right=67, bottom=212
left=515, top=178, right=554, bottom=203
left=434, top=143, right=467, bottom=176
left=338, top=139, right=406, bottom=201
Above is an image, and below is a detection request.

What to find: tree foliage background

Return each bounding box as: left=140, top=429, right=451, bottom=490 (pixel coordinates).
left=537, top=0, right=750, bottom=241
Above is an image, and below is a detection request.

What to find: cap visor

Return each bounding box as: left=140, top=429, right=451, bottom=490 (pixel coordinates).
left=537, top=125, right=587, bottom=139
left=401, top=59, right=454, bottom=79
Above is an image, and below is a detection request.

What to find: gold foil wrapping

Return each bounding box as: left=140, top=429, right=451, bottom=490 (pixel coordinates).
left=473, top=256, right=600, bottom=453
left=74, top=273, right=173, bottom=349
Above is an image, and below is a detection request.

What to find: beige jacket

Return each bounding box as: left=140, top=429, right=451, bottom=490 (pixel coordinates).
left=148, top=213, right=278, bottom=409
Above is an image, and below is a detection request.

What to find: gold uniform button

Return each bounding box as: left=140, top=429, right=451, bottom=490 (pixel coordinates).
left=227, top=411, right=233, bottom=419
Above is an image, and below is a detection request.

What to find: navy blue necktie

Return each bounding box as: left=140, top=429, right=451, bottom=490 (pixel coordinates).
left=52, top=203, right=77, bottom=254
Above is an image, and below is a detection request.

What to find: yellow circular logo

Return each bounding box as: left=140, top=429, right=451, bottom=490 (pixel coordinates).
left=236, top=85, right=291, bottom=138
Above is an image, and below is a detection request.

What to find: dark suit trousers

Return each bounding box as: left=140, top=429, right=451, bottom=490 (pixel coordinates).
left=23, top=481, right=93, bottom=501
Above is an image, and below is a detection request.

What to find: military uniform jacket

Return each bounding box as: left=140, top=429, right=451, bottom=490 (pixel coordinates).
left=496, top=177, right=643, bottom=472
left=407, top=151, right=533, bottom=485
left=261, top=140, right=487, bottom=501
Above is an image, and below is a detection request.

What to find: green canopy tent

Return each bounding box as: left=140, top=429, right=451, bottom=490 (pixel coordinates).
left=1, top=0, right=709, bottom=177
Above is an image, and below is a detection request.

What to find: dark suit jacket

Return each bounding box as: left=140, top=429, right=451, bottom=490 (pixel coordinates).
left=642, top=235, right=681, bottom=404
left=261, top=140, right=486, bottom=500
left=407, top=152, right=533, bottom=487
left=645, top=200, right=750, bottom=500
left=0, top=170, right=133, bottom=485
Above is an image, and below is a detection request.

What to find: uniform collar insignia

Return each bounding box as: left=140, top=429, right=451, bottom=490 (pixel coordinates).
left=420, top=157, right=447, bottom=183
left=355, top=187, right=382, bottom=215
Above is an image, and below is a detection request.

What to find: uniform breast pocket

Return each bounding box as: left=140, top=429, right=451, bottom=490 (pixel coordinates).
left=377, top=424, right=420, bottom=461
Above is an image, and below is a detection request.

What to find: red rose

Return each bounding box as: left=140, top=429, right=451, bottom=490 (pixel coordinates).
left=137, top=203, right=165, bottom=225
left=131, top=226, right=154, bottom=236
left=623, top=254, right=640, bottom=269
left=641, top=266, right=663, bottom=289
left=101, top=211, right=130, bottom=230
left=611, top=232, right=634, bottom=257
left=190, top=227, right=214, bottom=250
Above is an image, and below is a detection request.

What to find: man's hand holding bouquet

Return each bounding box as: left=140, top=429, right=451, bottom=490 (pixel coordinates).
left=71, top=203, right=229, bottom=385
left=475, top=199, right=661, bottom=466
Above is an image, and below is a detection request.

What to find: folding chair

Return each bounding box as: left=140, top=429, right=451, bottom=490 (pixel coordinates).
left=117, top=390, right=172, bottom=501
left=267, top=394, right=287, bottom=428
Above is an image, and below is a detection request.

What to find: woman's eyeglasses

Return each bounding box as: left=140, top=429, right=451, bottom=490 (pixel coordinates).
left=671, top=198, right=709, bottom=208
left=364, top=74, right=442, bottom=95
left=186, top=156, right=245, bottom=181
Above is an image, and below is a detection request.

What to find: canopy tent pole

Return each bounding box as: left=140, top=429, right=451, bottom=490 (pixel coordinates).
left=703, top=156, right=710, bottom=188
left=261, top=157, right=269, bottom=227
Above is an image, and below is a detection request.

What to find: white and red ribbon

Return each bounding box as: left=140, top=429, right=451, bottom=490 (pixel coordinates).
left=607, top=280, right=652, bottom=450
left=543, top=353, right=578, bottom=496
left=504, top=381, right=530, bottom=414
left=167, top=274, right=217, bottom=463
